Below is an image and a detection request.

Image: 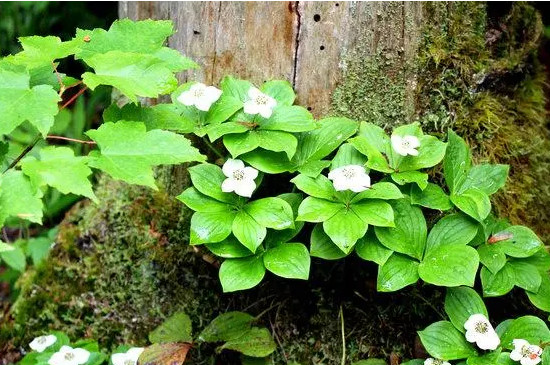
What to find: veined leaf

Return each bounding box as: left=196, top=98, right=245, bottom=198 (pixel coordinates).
left=0, top=170, right=43, bottom=226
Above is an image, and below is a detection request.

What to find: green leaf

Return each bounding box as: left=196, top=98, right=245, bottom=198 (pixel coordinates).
left=0, top=63, right=60, bottom=136
left=451, top=188, right=491, bottom=222
left=410, top=183, right=452, bottom=211
left=348, top=135, right=392, bottom=173
left=82, top=51, right=179, bottom=103
left=351, top=182, right=403, bottom=203
left=291, top=174, right=336, bottom=201
left=391, top=171, right=429, bottom=190
left=11, top=36, right=78, bottom=68
left=467, top=350, right=501, bottom=365
left=526, top=272, right=550, bottom=312
left=244, top=197, right=294, bottom=230
left=263, top=243, right=310, bottom=279
left=190, top=210, right=235, bottom=244
left=232, top=211, right=266, bottom=252
left=0, top=170, right=43, bottom=225
left=355, top=229, right=393, bottom=265
left=220, top=327, right=276, bottom=357
left=86, top=121, right=205, bottom=188
left=260, top=80, right=295, bottom=106
left=419, top=245, right=479, bottom=287
left=445, top=287, right=488, bottom=333
left=223, top=132, right=260, bottom=158
left=377, top=253, right=419, bottom=292
left=499, top=316, right=550, bottom=349
left=418, top=321, right=476, bottom=360
left=263, top=193, right=304, bottom=245
left=352, top=200, right=395, bottom=227
left=188, top=163, right=239, bottom=204
left=508, top=261, right=541, bottom=292
left=425, top=213, right=478, bottom=254
left=477, top=244, right=506, bottom=274
left=481, top=265, right=514, bottom=297
left=148, top=312, right=193, bottom=344
left=206, top=236, right=254, bottom=259
left=495, top=225, right=543, bottom=258
left=374, top=199, right=426, bottom=260
left=397, top=135, right=446, bottom=171
left=331, top=143, right=367, bottom=169
left=521, top=248, right=550, bottom=272
left=26, top=237, right=53, bottom=265
left=219, top=255, right=266, bottom=292
left=323, top=209, right=368, bottom=254
left=21, top=146, right=97, bottom=202
left=459, top=164, right=509, bottom=196
left=104, top=103, right=194, bottom=132
left=220, top=76, right=254, bottom=102
left=261, top=106, right=315, bottom=133
left=256, top=130, right=298, bottom=159
left=444, top=130, right=471, bottom=194
left=310, top=224, right=348, bottom=260
left=0, top=241, right=14, bottom=253
left=0, top=246, right=26, bottom=272
left=543, top=348, right=550, bottom=365
left=177, top=187, right=230, bottom=212
left=207, top=122, right=249, bottom=142
left=138, top=343, right=192, bottom=365
left=198, top=312, right=254, bottom=342
left=297, top=197, right=343, bottom=222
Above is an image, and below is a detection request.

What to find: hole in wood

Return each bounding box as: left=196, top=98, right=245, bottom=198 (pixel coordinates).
left=307, top=107, right=312, bottom=111
left=320, top=45, right=325, bottom=50
left=313, top=14, right=321, bottom=22
left=193, top=30, right=200, bottom=35
left=335, top=3, right=340, bottom=6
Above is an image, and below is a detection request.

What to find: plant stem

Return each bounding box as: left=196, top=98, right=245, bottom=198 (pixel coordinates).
left=340, top=305, right=346, bottom=365
left=46, top=135, right=96, bottom=145
left=60, top=86, right=88, bottom=110
left=3, top=136, right=41, bottom=172
left=202, top=137, right=224, bottom=160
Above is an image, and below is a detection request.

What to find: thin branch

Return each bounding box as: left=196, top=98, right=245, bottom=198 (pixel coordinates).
left=60, top=86, right=88, bottom=110
left=340, top=305, right=346, bottom=365
left=201, top=137, right=225, bottom=160
left=46, top=135, right=96, bottom=145
left=51, top=62, right=65, bottom=96
left=4, top=136, right=40, bottom=172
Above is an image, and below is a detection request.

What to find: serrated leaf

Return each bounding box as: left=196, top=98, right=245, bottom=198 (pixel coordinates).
left=104, top=103, right=194, bottom=132
left=86, top=121, right=204, bottom=188
left=445, top=287, right=488, bottom=333
left=418, top=321, right=476, bottom=360
left=377, top=253, right=419, bottom=292
left=198, top=312, right=254, bottom=342
left=263, top=243, right=310, bottom=279
left=220, top=327, right=276, bottom=357
left=374, top=199, right=426, bottom=260
left=0, top=63, right=60, bottom=136
left=419, top=245, right=479, bottom=287
left=0, top=170, right=43, bottom=225
left=219, top=255, right=266, bottom=292
left=149, top=312, right=193, bottom=344
left=21, top=146, right=97, bottom=202
left=11, top=36, right=78, bottom=68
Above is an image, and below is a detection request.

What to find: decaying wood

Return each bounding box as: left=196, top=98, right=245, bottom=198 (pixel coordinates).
left=119, top=1, right=423, bottom=117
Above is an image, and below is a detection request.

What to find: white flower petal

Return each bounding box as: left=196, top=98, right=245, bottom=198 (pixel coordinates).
left=407, top=147, right=419, bottom=156
left=177, top=90, right=196, bottom=106
left=72, top=348, right=91, bottom=364
left=327, top=167, right=343, bottom=181
left=477, top=331, right=500, bottom=350
left=243, top=100, right=261, bottom=115
left=513, top=339, right=530, bottom=351
left=48, top=352, right=66, bottom=365
left=221, top=178, right=236, bottom=193
left=242, top=166, right=259, bottom=180
left=233, top=179, right=256, bottom=198
left=204, top=86, right=222, bottom=103
left=126, top=347, right=145, bottom=361
left=248, top=87, right=262, bottom=99
left=111, top=353, right=127, bottom=365
left=510, top=350, right=523, bottom=361
left=267, top=96, right=277, bottom=109
left=391, top=135, right=408, bottom=156
left=222, top=159, right=245, bottom=177
left=195, top=98, right=214, bottom=112
left=464, top=314, right=488, bottom=331
left=424, top=359, right=435, bottom=365
left=403, top=135, right=420, bottom=148
left=465, top=329, right=478, bottom=343
left=521, top=357, right=541, bottom=365
left=332, top=177, right=350, bottom=191
left=258, top=106, right=273, bottom=119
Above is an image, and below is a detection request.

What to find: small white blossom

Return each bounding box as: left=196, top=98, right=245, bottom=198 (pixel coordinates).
left=464, top=313, right=500, bottom=350
left=111, top=347, right=145, bottom=365
left=177, top=83, right=222, bottom=112
left=48, top=346, right=90, bottom=365
left=510, top=339, right=542, bottom=365
left=391, top=134, right=420, bottom=156
left=29, top=335, right=57, bottom=352
left=243, top=87, right=277, bottom=118
left=328, top=165, right=371, bottom=193
left=221, top=159, right=258, bottom=198
left=424, top=358, right=451, bottom=365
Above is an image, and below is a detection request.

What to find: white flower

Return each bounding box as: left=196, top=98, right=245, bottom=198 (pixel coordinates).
left=327, top=165, right=371, bottom=193
left=391, top=134, right=420, bottom=156
left=29, top=334, right=57, bottom=352
left=424, top=358, right=451, bottom=365
left=510, top=339, right=543, bottom=365
left=48, top=346, right=90, bottom=365
left=111, top=347, right=145, bottom=365
left=243, top=87, right=277, bottom=118
left=464, top=313, right=500, bottom=350
left=177, top=83, right=222, bottom=111
left=221, top=159, right=258, bottom=198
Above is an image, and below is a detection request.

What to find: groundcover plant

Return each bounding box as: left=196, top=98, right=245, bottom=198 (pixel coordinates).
left=0, top=19, right=548, bottom=365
